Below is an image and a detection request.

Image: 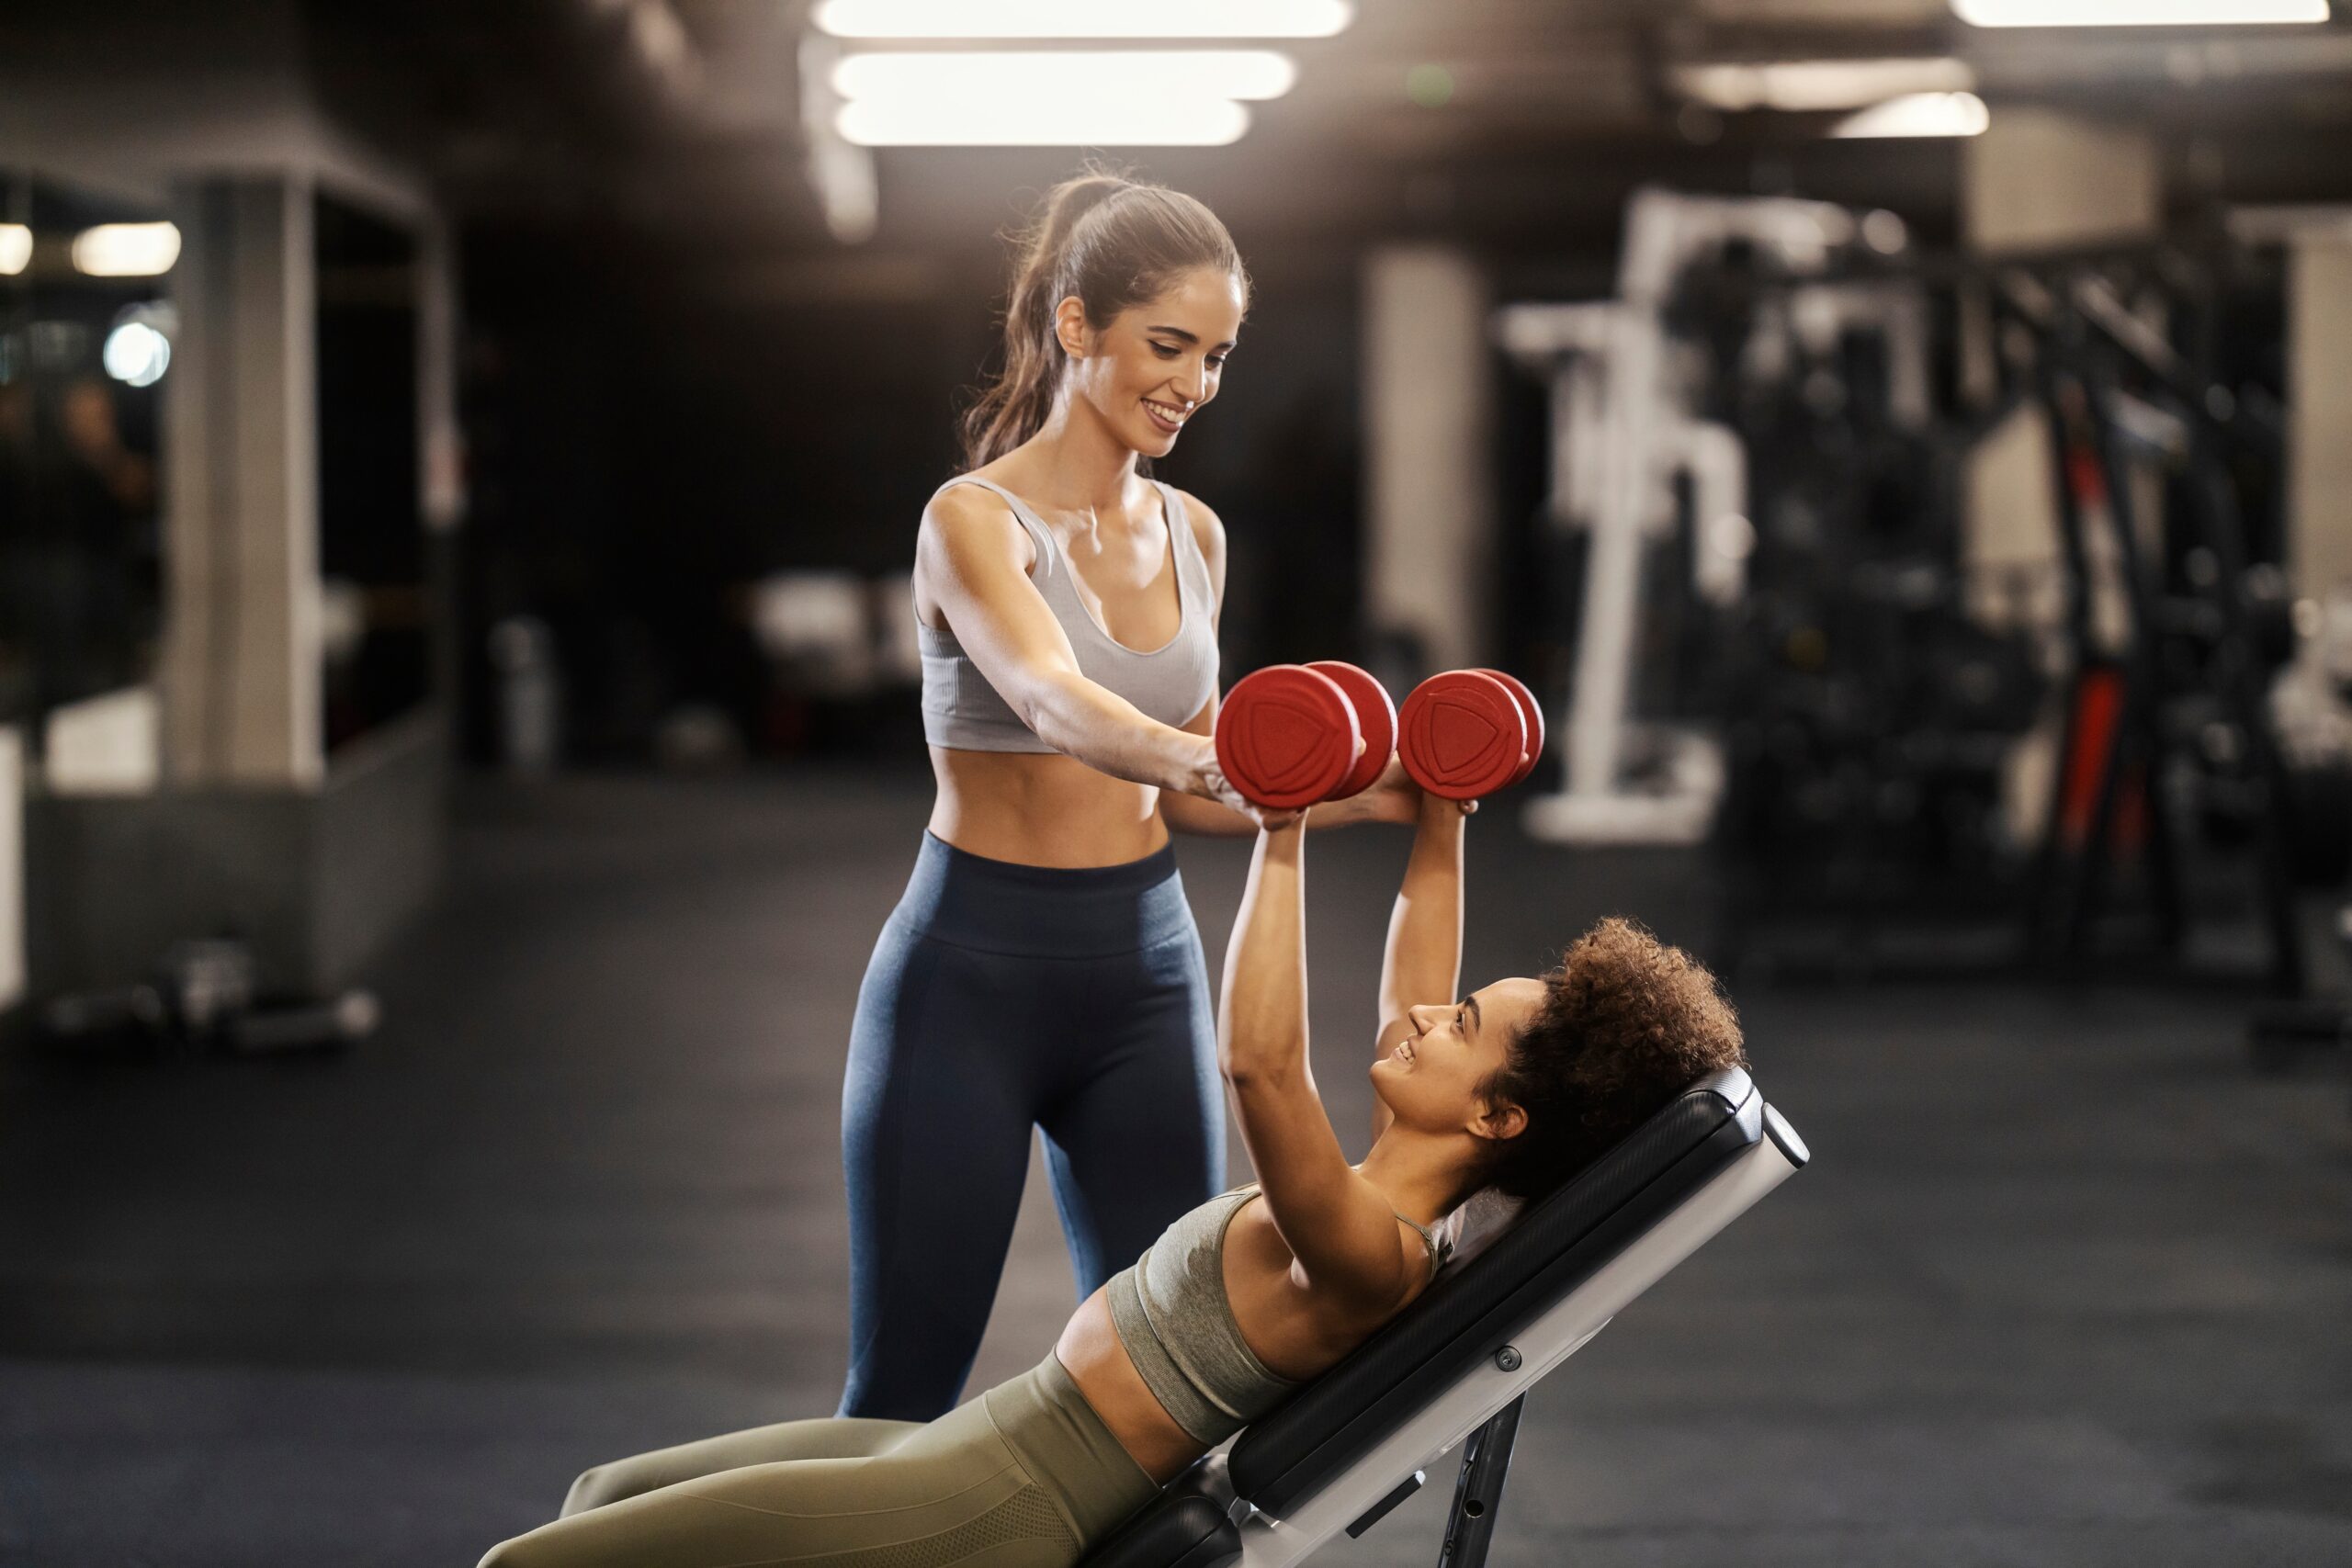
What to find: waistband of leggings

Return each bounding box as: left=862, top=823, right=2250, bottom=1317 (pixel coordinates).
left=890, top=831, right=1194, bottom=956
left=982, top=1353, right=1164, bottom=1548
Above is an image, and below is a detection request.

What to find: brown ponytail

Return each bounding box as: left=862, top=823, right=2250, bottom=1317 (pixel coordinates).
left=960, top=165, right=1249, bottom=471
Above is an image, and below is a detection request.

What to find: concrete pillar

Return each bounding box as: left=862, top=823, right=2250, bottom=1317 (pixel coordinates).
left=1363, top=246, right=1495, bottom=673
left=2288, top=235, right=2352, bottom=600
left=159, top=174, right=323, bottom=789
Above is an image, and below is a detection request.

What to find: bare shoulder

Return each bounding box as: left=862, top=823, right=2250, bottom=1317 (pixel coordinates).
left=921, top=482, right=1035, bottom=573
left=1171, top=487, right=1227, bottom=559
left=925, top=479, right=1017, bottom=534
left=1172, top=488, right=1227, bottom=600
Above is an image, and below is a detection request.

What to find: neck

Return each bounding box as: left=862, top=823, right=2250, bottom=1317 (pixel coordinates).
left=1019, top=387, right=1143, bottom=513
left=1356, top=1127, right=1480, bottom=1229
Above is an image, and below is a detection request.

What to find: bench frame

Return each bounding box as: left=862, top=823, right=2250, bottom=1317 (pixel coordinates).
left=1232, top=1127, right=1800, bottom=1568
left=1080, top=1073, right=1806, bottom=1568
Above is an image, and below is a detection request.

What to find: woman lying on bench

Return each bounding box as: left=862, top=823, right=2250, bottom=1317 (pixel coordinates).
left=479, top=793, right=1746, bottom=1568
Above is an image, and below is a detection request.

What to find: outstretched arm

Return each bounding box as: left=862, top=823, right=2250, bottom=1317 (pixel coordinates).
left=920, top=486, right=1272, bottom=820
left=1221, top=824, right=1420, bottom=1309
left=1370, top=792, right=1471, bottom=1141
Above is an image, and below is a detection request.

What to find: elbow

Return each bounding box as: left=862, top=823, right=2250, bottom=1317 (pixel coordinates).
left=1015, top=675, right=1085, bottom=754
left=1218, top=1047, right=1269, bottom=1089
left=1012, top=689, right=1058, bottom=747
left=1218, top=1046, right=1300, bottom=1089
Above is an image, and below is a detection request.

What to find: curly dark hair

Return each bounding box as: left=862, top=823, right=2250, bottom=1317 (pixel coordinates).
left=1477, top=918, right=1747, bottom=1201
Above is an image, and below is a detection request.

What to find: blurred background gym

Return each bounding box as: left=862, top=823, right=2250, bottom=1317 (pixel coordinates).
left=5, top=1, right=2352, bottom=1562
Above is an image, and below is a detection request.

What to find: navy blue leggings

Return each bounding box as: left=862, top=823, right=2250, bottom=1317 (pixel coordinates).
left=838, top=833, right=1223, bottom=1421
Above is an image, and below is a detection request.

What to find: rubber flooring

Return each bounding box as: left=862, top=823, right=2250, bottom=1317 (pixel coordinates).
left=3, top=771, right=2349, bottom=1566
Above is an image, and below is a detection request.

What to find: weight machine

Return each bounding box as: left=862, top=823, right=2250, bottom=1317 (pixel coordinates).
left=1985, top=254, right=2325, bottom=995
left=1496, top=187, right=1929, bottom=847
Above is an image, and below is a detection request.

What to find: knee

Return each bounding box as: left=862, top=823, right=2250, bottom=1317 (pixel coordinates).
left=476, top=1536, right=544, bottom=1568
left=560, top=1461, right=626, bottom=1517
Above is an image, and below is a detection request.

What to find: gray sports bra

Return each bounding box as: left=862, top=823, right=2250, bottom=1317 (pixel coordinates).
left=1105, top=1182, right=1449, bottom=1447
left=918, top=475, right=1220, bottom=753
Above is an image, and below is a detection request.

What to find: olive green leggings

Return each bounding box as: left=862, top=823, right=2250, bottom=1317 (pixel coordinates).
left=478, top=1355, right=1162, bottom=1568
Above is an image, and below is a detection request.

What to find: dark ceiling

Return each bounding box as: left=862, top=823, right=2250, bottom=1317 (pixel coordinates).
left=305, top=0, right=2352, bottom=265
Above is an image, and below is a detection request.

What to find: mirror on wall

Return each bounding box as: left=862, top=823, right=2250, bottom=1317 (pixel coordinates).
left=0, top=171, right=168, bottom=750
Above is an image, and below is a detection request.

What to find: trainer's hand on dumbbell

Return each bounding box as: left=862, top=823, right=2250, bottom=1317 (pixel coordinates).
left=1193, top=743, right=1309, bottom=831
left=1213, top=664, right=1380, bottom=827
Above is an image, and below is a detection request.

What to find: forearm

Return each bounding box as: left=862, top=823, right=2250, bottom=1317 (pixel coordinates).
left=1162, top=789, right=1256, bottom=837
left=1163, top=785, right=1396, bottom=838
left=1219, top=824, right=1308, bottom=1083
left=1378, top=795, right=1464, bottom=1023
left=1023, top=670, right=1210, bottom=795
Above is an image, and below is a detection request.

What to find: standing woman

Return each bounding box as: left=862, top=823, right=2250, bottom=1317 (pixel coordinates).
left=841, top=170, right=1409, bottom=1420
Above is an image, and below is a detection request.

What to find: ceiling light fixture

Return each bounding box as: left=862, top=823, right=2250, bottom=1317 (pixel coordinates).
left=1674, top=58, right=1976, bottom=113
left=837, top=96, right=1251, bottom=146
left=1832, top=91, right=1991, bottom=138
left=815, top=0, right=1353, bottom=39
left=71, top=222, right=182, bottom=277
left=834, top=50, right=1297, bottom=102
left=0, top=224, right=29, bottom=276
left=1953, top=0, right=2326, bottom=26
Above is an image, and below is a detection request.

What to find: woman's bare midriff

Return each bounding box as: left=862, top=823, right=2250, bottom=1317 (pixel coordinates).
left=929, top=748, right=1171, bottom=868
left=1055, top=1290, right=1207, bottom=1484
left=1050, top=1201, right=1430, bottom=1486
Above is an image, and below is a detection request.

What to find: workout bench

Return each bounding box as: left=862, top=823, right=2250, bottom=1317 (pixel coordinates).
left=1080, top=1067, right=1806, bottom=1568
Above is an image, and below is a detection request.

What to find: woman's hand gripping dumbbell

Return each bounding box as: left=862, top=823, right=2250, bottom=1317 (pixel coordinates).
left=1209, top=661, right=1399, bottom=824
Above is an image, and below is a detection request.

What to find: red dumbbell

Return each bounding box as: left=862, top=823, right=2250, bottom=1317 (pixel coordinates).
left=1306, top=660, right=1396, bottom=802
left=1474, top=669, right=1544, bottom=787
left=1215, top=664, right=1363, bottom=810
left=1397, top=670, right=1532, bottom=800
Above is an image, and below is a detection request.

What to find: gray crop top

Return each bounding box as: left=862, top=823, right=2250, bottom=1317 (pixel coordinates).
left=918, top=475, right=1220, bottom=752
left=1105, top=1182, right=1448, bottom=1447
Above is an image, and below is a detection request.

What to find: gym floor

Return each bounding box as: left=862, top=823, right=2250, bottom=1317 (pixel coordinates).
left=4, top=773, right=2350, bottom=1567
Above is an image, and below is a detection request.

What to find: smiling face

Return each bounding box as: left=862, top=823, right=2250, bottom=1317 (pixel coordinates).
left=1372, top=976, right=1548, bottom=1148
left=1054, top=265, right=1245, bottom=458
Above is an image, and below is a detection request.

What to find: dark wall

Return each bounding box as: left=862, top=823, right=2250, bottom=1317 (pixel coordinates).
left=316, top=192, right=426, bottom=753
left=447, top=117, right=2352, bottom=764
left=457, top=220, right=1372, bottom=760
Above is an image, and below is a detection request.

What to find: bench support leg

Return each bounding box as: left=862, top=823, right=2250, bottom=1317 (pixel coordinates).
left=1435, top=1396, right=1522, bottom=1568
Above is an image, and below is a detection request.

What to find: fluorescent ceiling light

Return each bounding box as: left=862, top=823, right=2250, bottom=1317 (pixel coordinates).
left=835, top=50, right=1296, bottom=102
left=72, top=221, right=182, bottom=276
left=0, top=224, right=29, bottom=276
left=1954, top=0, right=2326, bottom=25
left=1833, top=91, right=1990, bottom=138
left=839, top=95, right=1250, bottom=145
left=1675, top=58, right=1976, bottom=113
left=815, top=0, right=1352, bottom=39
